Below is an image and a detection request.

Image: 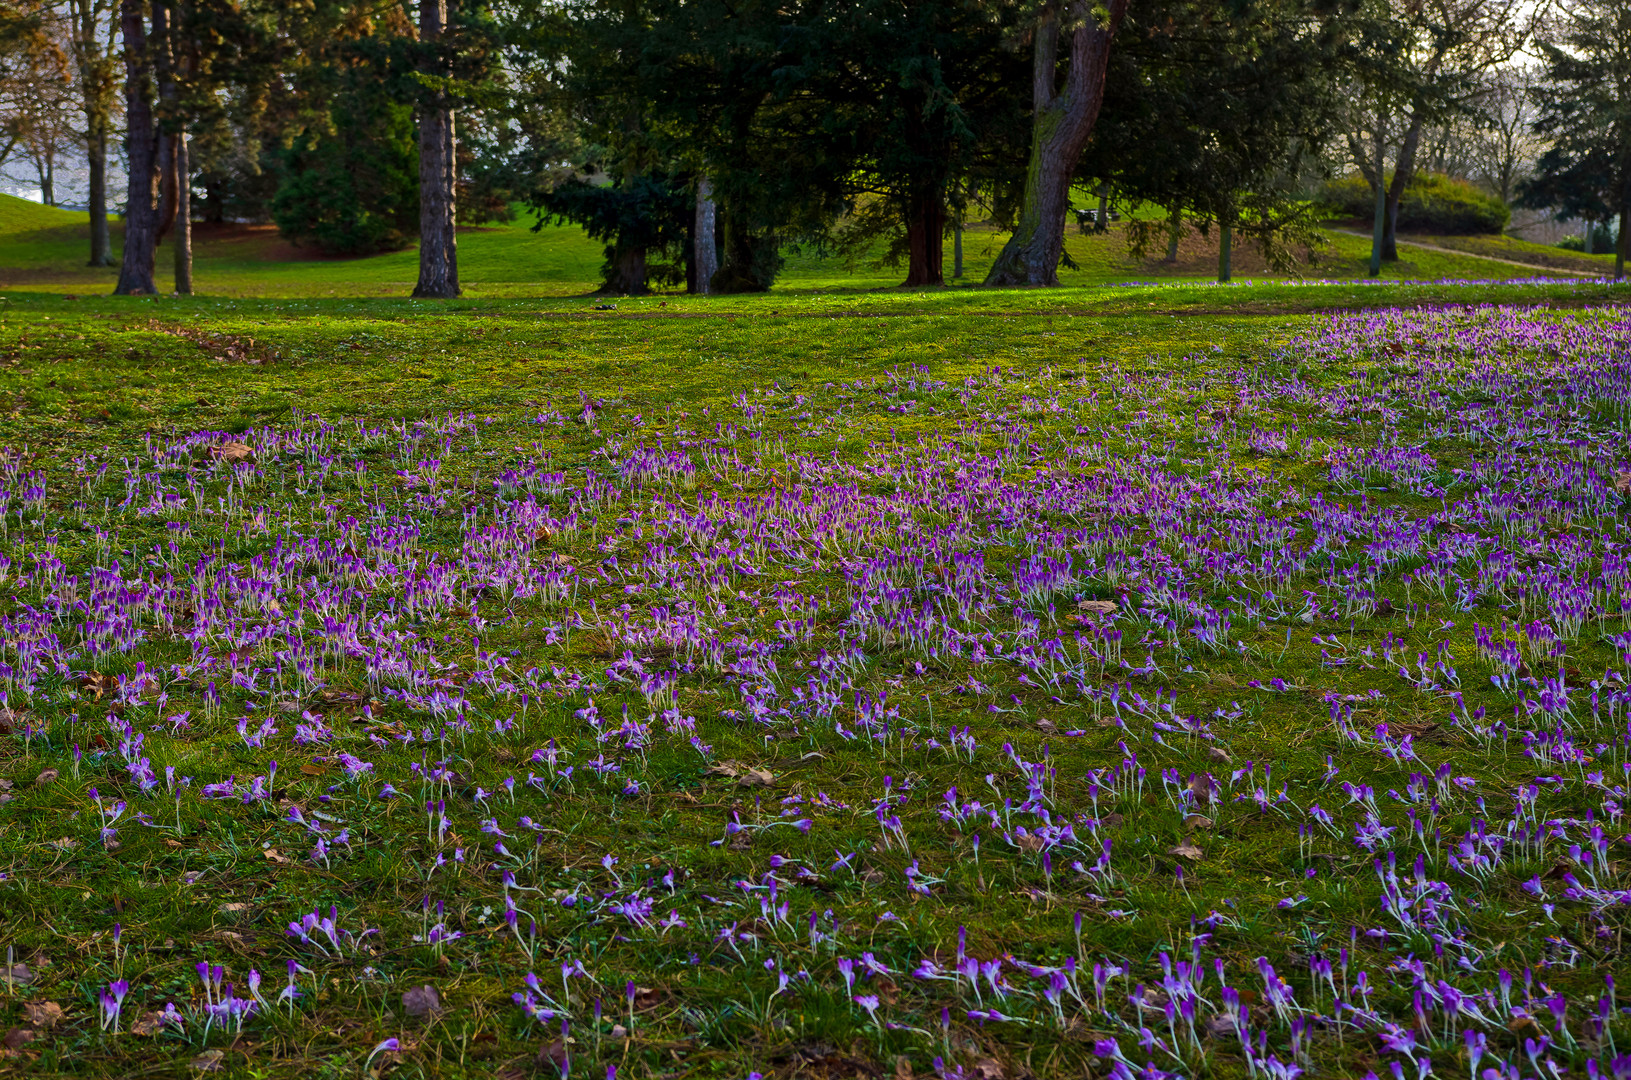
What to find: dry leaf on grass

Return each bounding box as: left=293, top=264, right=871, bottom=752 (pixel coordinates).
left=191, top=1049, right=225, bottom=1071
left=1076, top=599, right=1119, bottom=615
left=130, top=1011, right=167, bottom=1037
left=211, top=442, right=252, bottom=464
left=21, top=1002, right=62, bottom=1030
left=1169, top=841, right=1205, bottom=861
left=706, top=761, right=775, bottom=787
left=403, top=985, right=441, bottom=1018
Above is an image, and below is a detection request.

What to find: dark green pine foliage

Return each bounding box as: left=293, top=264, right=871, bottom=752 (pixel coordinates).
left=271, top=93, right=420, bottom=256
left=1517, top=0, right=1631, bottom=279
left=518, top=0, right=1027, bottom=292
left=505, top=0, right=699, bottom=294
left=535, top=174, right=693, bottom=293
left=1082, top=0, right=1360, bottom=280
left=767, top=0, right=1028, bottom=286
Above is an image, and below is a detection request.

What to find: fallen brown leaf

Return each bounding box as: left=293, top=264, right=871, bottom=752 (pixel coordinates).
left=191, top=1049, right=225, bottom=1072
left=211, top=442, right=252, bottom=464
left=537, top=1040, right=569, bottom=1070
left=403, top=985, right=441, bottom=1018
left=1169, top=842, right=1205, bottom=861
left=21, top=1002, right=62, bottom=1030
left=1076, top=599, right=1119, bottom=615
left=130, top=1010, right=167, bottom=1037
left=1183, top=814, right=1215, bottom=830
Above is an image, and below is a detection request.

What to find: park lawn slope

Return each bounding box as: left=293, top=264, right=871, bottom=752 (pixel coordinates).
left=0, top=289, right=1627, bottom=1078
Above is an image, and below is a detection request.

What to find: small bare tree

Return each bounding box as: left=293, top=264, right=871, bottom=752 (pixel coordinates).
left=1345, top=0, right=1529, bottom=261
left=1468, top=65, right=1547, bottom=204
left=0, top=4, right=78, bottom=206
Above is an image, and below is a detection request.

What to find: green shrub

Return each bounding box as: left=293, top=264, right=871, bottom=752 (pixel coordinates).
left=1321, top=172, right=1510, bottom=234
left=1557, top=225, right=1618, bottom=253
left=271, top=100, right=419, bottom=256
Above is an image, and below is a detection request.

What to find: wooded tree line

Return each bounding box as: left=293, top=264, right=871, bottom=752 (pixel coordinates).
left=1, top=0, right=1627, bottom=293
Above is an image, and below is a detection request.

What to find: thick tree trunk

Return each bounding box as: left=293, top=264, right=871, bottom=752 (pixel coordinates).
left=1382, top=114, right=1424, bottom=262
left=1368, top=118, right=1386, bottom=278
left=1217, top=223, right=1232, bottom=283
left=152, top=2, right=177, bottom=241
left=953, top=221, right=963, bottom=279
left=175, top=131, right=192, bottom=294
left=902, top=187, right=944, bottom=287
left=712, top=214, right=778, bottom=293
left=693, top=177, right=717, bottom=295
left=413, top=0, right=460, bottom=299
left=87, top=128, right=110, bottom=266
left=157, top=133, right=177, bottom=239
left=604, top=245, right=647, bottom=296
left=114, top=0, right=159, bottom=296
left=1164, top=207, right=1181, bottom=262
left=984, top=0, right=1127, bottom=287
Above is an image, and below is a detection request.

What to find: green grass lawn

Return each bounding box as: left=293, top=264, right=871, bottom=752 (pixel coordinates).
left=0, top=196, right=1630, bottom=1079
left=1403, top=232, right=1621, bottom=274
left=1, top=193, right=1604, bottom=300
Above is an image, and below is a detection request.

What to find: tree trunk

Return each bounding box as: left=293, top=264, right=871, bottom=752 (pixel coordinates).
left=902, top=187, right=945, bottom=287
left=712, top=213, right=779, bottom=293
left=1382, top=114, right=1424, bottom=262
left=413, top=0, right=460, bottom=298
left=1164, top=207, right=1181, bottom=262
left=87, top=127, right=110, bottom=265
left=157, top=133, right=177, bottom=239
left=693, top=177, right=717, bottom=295
left=1617, top=203, right=1628, bottom=282
left=1217, top=223, right=1232, bottom=283
left=984, top=0, right=1127, bottom=287
left=1368, top=114, right=1386, bottom=278
left=175, top=130, right=192, bottom=294
left=953, top=220, right=963, bottom=279
left=1093, top=183, right=1109, bottom=233
left=114, top=0, right=159, bottom=296
left=153, top=0, right=178, bottom=242
left=36, top=157, right=55, bottom=206
left=604, top=244, right=647, bottom=295
left=72, top=0, right=117, bottom=267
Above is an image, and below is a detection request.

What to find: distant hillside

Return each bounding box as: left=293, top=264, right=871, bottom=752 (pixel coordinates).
left=0, top=193, right=88, bottom=235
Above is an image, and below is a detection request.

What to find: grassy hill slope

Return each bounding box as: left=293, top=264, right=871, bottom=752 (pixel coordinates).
left=0, top=192, right=1610, bottom=298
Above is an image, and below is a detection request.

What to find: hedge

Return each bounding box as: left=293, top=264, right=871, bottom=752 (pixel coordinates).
left=1322, top=173, right=1510, bottom=235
